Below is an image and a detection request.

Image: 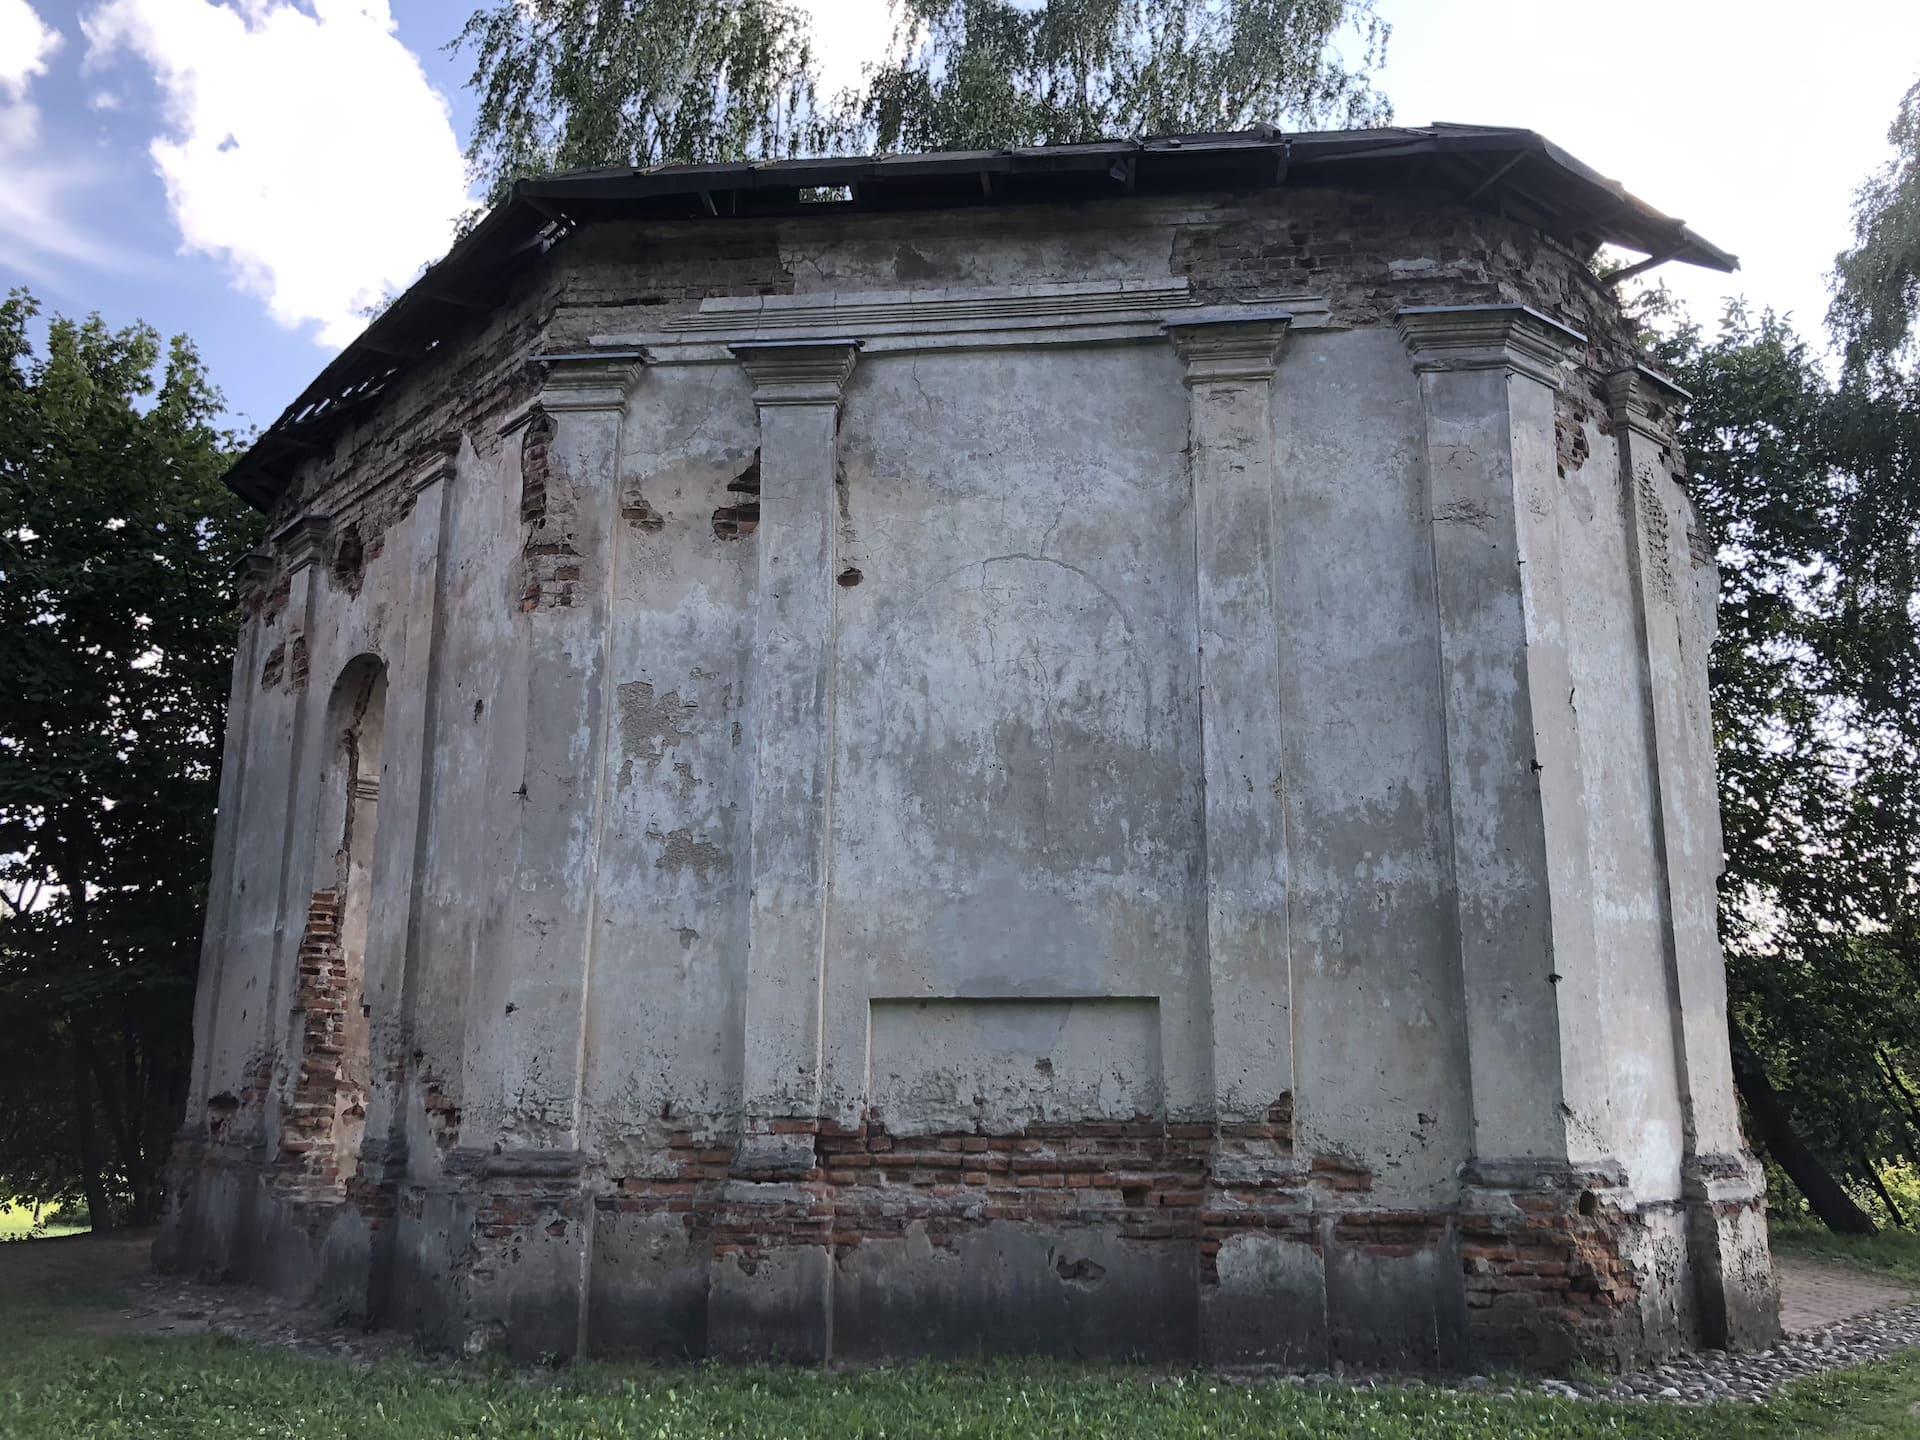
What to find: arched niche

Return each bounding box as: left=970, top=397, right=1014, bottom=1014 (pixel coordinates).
left=288, top=653, right=388, bottom=1190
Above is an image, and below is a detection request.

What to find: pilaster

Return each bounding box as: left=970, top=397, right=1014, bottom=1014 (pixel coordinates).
left=1164, top=311, right=1297, bottom=1137
left=186, top=550, right=277, bottom=1114
left=729, top=340, right=860, bottom=1170
left=492, top=353, right=642, bottom=1160
left=1167, top=310, right=1320, bottom=1364
left=1607, top=365, right=1777, bottom=1349
left=1396, top=305, right=1609, bottom=1168
left=360, top=445, right=461, bottom=1196
left=458, top=353, right=639, bottom=1364
left=710, top=340, right=859, bottom=1367
left=262, top=514, right=332, bottom=1122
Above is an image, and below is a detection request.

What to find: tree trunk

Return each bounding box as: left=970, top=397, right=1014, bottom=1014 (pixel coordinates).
left=1863, top=1155, right=1908, bottom=1228
left=80, top=1025, right=157, bottom=1225
left=1875, top=1047, right=1920, bottom=1141
left=70, top=1033, right=112, bottom=1234
left=1730, top=1021, right=1877, bottom=1234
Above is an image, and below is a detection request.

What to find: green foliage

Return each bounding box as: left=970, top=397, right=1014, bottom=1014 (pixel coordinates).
left=1653, top=302, right=1920, bottom=1228
left=855, top=0, right=1389, bottom=154
left=1833, top=78, right=1920, bottom=386
left=0, top=290, right=263, bottom=1223
left=454, top=0, right=1390, bottom=202
left=455, top=0, right=819, bottom=205
left=1690, top=72, right=1920, bottom=1230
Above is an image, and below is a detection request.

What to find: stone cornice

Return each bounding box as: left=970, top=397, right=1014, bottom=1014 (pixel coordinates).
left=234, top=550, right=276, bottom=607
left=530, top=347, right=649, bottom=414
left=731, top=339, right=862, bottom=408
left=1459, top=1155, right=1631, bottom=1193
left=1164, top=308, right=1292, bottom=384
left=271, top=515, right=331, bottom=571
left=1604, top=363, right=1691, bottom=442
left=1396, top=304, right=1586, bottom=389
left=408, top=445, right=459, bottom=495
left=596, top=280, right=1333, bottom=364
left=1681, top=1151, right=1765, bottom=1204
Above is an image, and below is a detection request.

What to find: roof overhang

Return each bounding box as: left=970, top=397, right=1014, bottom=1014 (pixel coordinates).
left=225, top=124, right=1735, bottom=511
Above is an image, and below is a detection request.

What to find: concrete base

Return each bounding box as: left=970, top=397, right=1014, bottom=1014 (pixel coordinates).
left=1686, top=1154, right=1782, bottom=1352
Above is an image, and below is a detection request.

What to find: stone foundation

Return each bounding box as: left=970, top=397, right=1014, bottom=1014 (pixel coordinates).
left=161, top=1118, right=1775, bottom=1371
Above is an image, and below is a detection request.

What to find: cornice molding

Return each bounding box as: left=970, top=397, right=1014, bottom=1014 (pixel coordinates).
left=235, top=550, right=276, bottom=602
left=1164, top=308, right=1293, bottom=384
left=1681, top=1151, right=1765, bottom=1205
left=596, top=279, right=1332, bottom=363
left=271, top=515, right=331, bottom=571
left=530, top=347, right=649, bottom=414
left=1604, top=363, right=1690, bottom=442
left=408, top=444, right=460, bottom=495
left=730, top=339, right=862, bottom=408
left=1396, top=304, right=1585, bottom=389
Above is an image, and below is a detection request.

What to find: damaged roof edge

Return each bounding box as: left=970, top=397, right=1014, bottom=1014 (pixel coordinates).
left=224, top=124, right=1736, bottom=512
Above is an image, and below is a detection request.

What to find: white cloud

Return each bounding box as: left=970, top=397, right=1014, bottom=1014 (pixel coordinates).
left=0, top=154, right=137, bottom=285
left=0, top=0, right=60, bottom=100
left=84, top=0, right=473, bottom=348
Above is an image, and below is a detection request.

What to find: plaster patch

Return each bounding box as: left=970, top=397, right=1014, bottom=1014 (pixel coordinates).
left=645, top=824, right=729, bottom=881
left=616, top=682, right=698, bottom=788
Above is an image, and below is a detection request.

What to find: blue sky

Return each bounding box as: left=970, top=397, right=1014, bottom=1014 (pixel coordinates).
left=4, top=0, right=1918, bottom=438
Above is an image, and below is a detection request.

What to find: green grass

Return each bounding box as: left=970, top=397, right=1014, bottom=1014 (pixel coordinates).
left=7, top=1233, right=1920, bottom=1439
left=1774, top=1221, right=1920, bottom=1289
left=3, top=1287, right=1920, bottom=1440
left=0, top=1203, right=86, bottom=1242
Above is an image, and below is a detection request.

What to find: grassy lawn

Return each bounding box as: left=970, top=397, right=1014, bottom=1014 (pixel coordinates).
left=0, top=1203, right=86, bottom=1242
left=11, top=1331, right=1920, bottom=1439
left=5, top=1233, right=1920, bottom=1438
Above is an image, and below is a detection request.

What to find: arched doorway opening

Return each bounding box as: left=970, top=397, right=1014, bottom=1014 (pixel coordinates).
left=285, top=655, right=387, bottom=1192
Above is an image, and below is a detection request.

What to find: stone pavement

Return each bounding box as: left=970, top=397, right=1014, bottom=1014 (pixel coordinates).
left=1519, top=1254, right=1920, bottom=1405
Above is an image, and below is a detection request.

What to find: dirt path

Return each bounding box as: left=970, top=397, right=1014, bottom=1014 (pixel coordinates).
left=0, top=1229, right=152, bottom=1304
left=1776, top=1254, right=1915, bottom=1335
left=0, top=1230, right=413, bottom=1364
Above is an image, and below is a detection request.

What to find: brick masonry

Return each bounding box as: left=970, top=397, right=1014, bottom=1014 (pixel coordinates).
left=275, top=889, right=362, bottom=1197
left=568, top=1110, right=1670, bottom=1366
left=1460, top=1187, right=1643, bottom=1366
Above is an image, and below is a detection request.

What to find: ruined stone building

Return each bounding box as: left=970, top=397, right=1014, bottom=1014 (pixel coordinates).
left=160, top=126, right=1780, bottom=1370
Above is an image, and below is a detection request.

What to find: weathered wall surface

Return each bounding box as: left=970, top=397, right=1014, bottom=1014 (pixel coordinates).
left=158, top=185, right=1779, bottom=1369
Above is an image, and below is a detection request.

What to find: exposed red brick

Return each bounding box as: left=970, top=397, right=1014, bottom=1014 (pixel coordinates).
left=272, top=889, right=364, bottom=1203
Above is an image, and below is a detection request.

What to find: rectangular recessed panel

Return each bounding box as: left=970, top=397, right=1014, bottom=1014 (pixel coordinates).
left=868, top=997, right=1163, bottom=1136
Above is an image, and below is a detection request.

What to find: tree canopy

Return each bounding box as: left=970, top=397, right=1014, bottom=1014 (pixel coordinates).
left=854, top=0, right=1389, bottom=154
left=0, top=292, right=262, bottom=1225
left=455, top=0, right=1390, bottom=203
left=457, top=0, right=819, bottom=206
left=1643, top=72, right=1920, bottom=1231
left=1647, top=305, right=1917, bottom=1231
left=1833, top=78, right=1920, bottom=387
